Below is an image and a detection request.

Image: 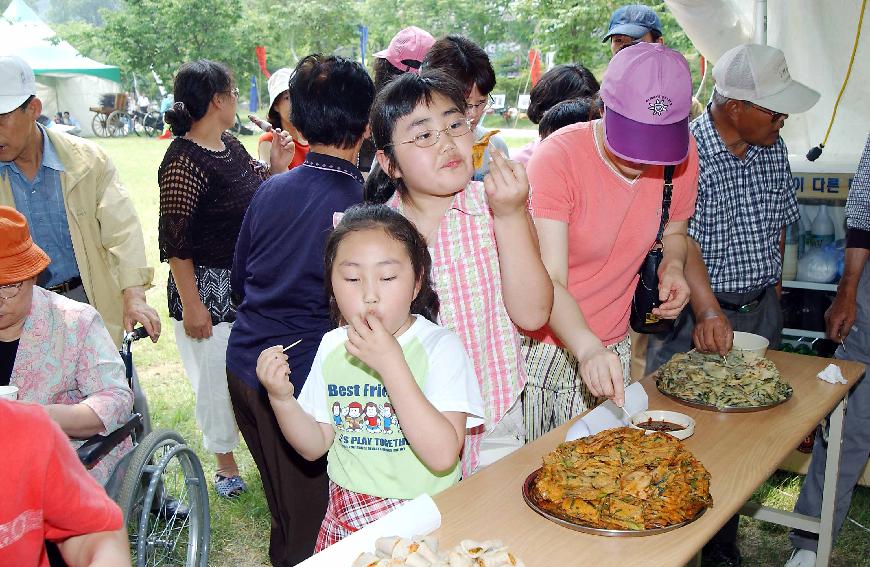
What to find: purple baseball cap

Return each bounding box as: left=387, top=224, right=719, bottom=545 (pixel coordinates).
left=600, top=42, right=692, bottom=165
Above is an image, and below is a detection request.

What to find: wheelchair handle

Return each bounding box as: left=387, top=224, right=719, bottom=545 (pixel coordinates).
left=121, top=326, right=149, bottom=356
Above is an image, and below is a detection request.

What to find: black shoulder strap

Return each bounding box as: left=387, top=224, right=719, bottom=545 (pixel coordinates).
left=655, top=165, right=676, bottom=244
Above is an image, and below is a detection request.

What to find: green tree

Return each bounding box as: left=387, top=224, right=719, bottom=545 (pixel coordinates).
left=246, top=0, right=360, bottom=66
left=518, top=0, right=699, bottom=88
left=63, top=0, right=257, bottom=85
left=359, top=0, right=535, bottom=98
left=361, top=0, right=525, bottom=49
left=46, top=0, right=118, bottom=26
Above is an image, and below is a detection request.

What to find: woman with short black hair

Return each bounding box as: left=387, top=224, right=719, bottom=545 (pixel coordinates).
left=515, top=64, right=600, bottom=165
left=227, top=53, right=375, bottom=566
left=158, top=59, right=293, bottom=499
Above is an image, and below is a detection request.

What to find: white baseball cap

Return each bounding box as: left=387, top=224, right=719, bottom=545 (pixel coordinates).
left=713, top=44, right=819, bottom=114
left=267, top=68, right=293, bottom=111
left=0, top=55, right=37, bottom=114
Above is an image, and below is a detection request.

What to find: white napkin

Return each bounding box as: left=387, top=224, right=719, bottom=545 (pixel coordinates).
left=817, top=363, right=848, bottom=385
left=565, top=382, right=649, bottom=441
left=295, top=493, right=441, bottom=566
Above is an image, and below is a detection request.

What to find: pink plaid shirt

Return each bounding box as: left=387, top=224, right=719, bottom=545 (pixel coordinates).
left=389, top=181, right=526, bottom=474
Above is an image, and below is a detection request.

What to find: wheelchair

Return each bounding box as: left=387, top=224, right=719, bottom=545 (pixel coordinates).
left=73, top=327, right=211, bottom=566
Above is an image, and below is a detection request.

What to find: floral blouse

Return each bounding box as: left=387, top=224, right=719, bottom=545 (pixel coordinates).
left=11, top=286, right=133, bottom=485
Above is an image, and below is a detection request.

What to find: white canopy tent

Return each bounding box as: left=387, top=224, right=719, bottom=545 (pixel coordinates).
left=0, top=0, right=122, bottom=137
left=664, top=0, right=869, bottom=170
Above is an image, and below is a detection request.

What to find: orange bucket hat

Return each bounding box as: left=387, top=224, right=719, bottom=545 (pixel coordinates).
left=0, top=206, right=50, bottom=285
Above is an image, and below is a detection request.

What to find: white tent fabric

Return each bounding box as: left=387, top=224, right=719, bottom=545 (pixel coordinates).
left=0, top=0, right=122, bottom=137
left=665, top=0, right=869, bottom=171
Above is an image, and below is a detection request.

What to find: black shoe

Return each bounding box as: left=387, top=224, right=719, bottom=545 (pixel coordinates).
left=702, top=542, right=742, bottom=567
left=157, top=496, right=190, bottom=521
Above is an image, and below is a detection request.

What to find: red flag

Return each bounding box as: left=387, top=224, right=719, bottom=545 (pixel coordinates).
left=529, top=49, right=542, bottom=86
left=255, top=46, right=270, bottom=78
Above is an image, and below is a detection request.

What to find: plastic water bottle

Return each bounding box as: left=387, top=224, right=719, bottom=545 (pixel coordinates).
left=799, top=205, right=812, bottom=258
left=783, top=222, right=799, bottom=280
left=807, top=204, right=835, bottom=250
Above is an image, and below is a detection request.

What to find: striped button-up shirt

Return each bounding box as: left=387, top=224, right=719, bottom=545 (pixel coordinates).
left=846, top=132, right=870, bottom=232
left=389, top=181, right=525, bottom=475
left=688, top=107, right=800, bottom=293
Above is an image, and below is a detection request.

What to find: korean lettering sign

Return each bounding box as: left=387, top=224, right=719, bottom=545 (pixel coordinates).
left=791, top=172, right=855, bottom=200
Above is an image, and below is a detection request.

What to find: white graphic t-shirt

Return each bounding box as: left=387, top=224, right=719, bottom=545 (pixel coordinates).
left=298, top=316, right=484, bottom=499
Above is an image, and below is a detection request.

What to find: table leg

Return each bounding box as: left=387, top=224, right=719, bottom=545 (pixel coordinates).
left=683, top=550, right=701, bottom=567
left=816, top=396, right=846, bottom=567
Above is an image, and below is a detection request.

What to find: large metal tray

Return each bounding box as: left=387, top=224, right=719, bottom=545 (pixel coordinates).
left=657, top=382, right=793, bottom=413
left=522, top=468, right=706, bottom=537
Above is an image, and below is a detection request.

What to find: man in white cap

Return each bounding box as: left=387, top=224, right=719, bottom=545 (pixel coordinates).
left=0, top=55, right=160, bottom=346
left=645, top=43, right=819, bottom=566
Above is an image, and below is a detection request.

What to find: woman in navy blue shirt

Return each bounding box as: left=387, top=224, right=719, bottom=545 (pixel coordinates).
left=226, top=54, right=374, bottom=566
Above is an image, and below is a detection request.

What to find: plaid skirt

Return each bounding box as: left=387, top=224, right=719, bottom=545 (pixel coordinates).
left=521, top=335, right=632, bottom=442
left=314, top=481, right=406, bottom=552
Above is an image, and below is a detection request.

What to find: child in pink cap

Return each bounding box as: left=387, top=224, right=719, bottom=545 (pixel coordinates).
left=359, top=27, right=437, bottom=176
left=372, top=26, right=435, bottom=90
left=521, top=42, right=699, bottom=441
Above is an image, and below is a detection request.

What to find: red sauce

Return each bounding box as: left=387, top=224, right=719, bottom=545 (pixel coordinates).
left=637, top=418, right=686, bottom=432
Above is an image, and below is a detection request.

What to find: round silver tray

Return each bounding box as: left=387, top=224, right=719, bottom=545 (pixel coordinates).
left=657, top=383, right=793, bottom=413
left=522, top=468, right=706, bottom=537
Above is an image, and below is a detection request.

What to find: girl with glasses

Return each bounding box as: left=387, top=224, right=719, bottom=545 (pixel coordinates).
left=365, top=71, right=553, bottom=476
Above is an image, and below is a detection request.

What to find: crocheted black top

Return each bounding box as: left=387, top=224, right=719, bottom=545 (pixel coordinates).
left=158, top=132, right=267, bottom=269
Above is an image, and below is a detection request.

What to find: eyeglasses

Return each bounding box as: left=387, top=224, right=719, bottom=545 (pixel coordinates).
left=466, top=95, right=495, bottom=113
left=747, top=101, right=786, bottom=123
left=385, top=119, right=473, bottom=149
left=229, top=87, right=240, bottom=99
left=0, top=282, right=23, bottom=300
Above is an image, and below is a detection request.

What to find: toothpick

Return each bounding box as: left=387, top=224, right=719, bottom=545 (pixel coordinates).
left=282, top=339, right=302, bottom=352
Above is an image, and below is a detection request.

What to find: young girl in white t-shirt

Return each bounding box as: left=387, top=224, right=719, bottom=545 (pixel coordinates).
left=256, top=203, right=484, bottom=551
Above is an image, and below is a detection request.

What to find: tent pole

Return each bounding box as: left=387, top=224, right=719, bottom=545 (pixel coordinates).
left=754, top=0, right=767, bottom=45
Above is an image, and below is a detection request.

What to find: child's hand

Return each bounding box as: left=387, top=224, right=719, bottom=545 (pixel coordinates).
left=256, top=345, right=294, bottom=401
left=483, top=148, right=529, bottom=218
left=345, top=315, right=405, bottom=377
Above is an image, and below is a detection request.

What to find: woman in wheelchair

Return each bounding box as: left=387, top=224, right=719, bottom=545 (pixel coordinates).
left=0, top=206, right=134, bottom=485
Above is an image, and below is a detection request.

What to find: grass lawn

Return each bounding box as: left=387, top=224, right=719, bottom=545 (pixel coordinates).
left=91, top=133, right=868, bottom=567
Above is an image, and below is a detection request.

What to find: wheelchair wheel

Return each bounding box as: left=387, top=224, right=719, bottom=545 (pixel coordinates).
left=117, top=429, right=210, bottom=567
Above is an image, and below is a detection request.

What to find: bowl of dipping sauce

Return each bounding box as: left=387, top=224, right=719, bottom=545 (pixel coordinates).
left=732, top=331, right=769, bottom=360
left=630, top=410, right=695, bottom=440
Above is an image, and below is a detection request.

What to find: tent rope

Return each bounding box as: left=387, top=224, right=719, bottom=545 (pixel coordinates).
left=806, top=0, right=866, bottom=160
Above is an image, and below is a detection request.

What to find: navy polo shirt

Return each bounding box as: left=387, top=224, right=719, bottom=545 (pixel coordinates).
left=227, top=152, right=364, bottom=392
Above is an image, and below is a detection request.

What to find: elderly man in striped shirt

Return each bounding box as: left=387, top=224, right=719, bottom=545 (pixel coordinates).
left=645, top=44, right=820, bottom=567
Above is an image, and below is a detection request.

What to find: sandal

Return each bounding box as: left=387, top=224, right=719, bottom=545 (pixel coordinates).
left=214, top=474, right=247, bottom=499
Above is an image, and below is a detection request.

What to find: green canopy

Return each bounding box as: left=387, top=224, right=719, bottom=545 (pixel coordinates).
left=1, top=0, right=121, bottom=82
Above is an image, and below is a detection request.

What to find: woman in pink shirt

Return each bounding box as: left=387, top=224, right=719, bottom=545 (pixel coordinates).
left=523, top=43, right=698, bottom=440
